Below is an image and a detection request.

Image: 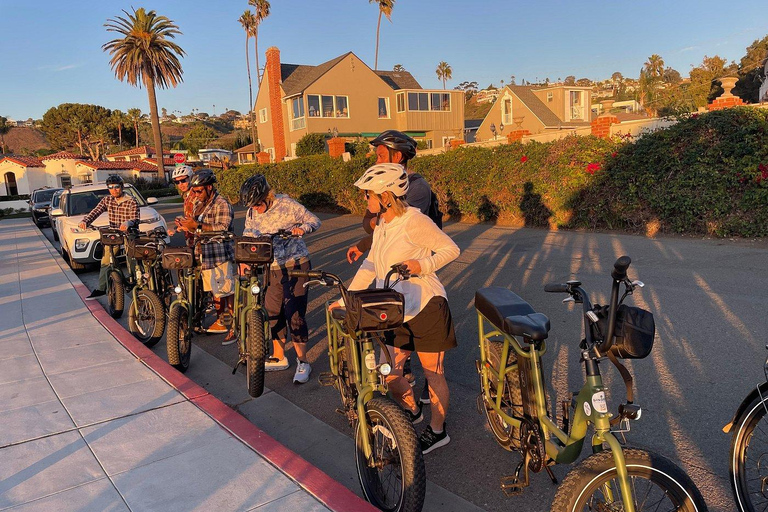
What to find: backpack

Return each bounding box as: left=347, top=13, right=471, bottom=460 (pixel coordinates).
left=408, top=174, right=443, bottom=229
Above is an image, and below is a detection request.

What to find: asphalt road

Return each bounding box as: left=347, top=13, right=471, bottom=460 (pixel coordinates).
left=42, top=199, right=768, bottom=512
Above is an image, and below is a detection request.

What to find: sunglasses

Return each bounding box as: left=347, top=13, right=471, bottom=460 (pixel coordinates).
left=191, top=188, right=206, bottom=195
left=364, top=191, right=373, bottom=199
left=173, top=177, right=189, bottom=184
left=107, top=185, right=122, bottom=190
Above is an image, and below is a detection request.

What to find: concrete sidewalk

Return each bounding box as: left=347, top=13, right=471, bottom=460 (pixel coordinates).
left=0, top=218, right=374, bottom=512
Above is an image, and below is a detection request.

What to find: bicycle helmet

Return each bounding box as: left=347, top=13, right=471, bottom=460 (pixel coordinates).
left=371, top=130, right=417, bottom=161
left=239, top=174, right=271, bottom=207
left=354, top=163, right=409, bottom=197
left=190, top=169, right=217, bottom=187
left=171, top=165, right=194, bottom=181
left=105, top=174, right=124, bottom=186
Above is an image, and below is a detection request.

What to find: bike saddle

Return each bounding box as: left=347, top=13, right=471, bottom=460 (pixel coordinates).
left=331, top=307, right=347, bottom=321
left=475, top=287, right=550, bottom=341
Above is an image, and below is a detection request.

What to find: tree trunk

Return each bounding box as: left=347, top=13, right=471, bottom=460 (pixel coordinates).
left=246, top=34, right=257, bottom=161
left=118, top=124, right=123, bottom=150
left=254, top=25, right=261, bottom=84
left=134, top=122, right=139, bottom=147
left=144, top=77, right=165, bottom=181
left=374, top=11, right=382, bottom=71
left=77, top=129, right=84, bottom=155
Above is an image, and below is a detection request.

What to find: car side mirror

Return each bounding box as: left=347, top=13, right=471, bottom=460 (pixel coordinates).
left=146, top=197, right=158, bottom=205
left=50, top=208, right=64, bottom=217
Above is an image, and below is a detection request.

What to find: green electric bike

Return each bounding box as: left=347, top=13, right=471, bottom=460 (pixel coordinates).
left=475, top=256, right=707, bottom=511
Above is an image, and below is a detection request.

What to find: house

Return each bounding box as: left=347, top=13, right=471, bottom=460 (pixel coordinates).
left=198, top=149, right=233, bottom=165
left=234, top=143, right=259, bottom=165
left=74, top=160, right=161, bottom=183
left=0, top=151, right=92, bottom=195
left=476, top=84, right=593, bottom=141
left=252, top=47, right=465, bottom=162
left=105, top=145, right=170, bottom=163
left=760, top=58, right=768, bottom=103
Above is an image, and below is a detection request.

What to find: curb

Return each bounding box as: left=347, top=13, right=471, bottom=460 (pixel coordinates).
left=28, top=219, right=375, bottom=512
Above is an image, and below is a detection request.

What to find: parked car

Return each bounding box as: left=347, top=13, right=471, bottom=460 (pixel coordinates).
left=50, top=183, right=168, bottom=271
left=28, top=187, right=63, bottom=228
left=48, top=189, right=64, bottom=241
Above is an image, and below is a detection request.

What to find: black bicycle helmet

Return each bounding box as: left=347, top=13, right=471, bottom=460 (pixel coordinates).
left=239, top=174, right=271, bottom=207
left=105, top=174, right=124, bottom=186
left=190, top=169, right=217, bottom=187
left=371, top=130, right=417, bottom=161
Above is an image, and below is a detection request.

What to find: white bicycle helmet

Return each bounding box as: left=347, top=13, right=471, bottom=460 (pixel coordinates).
left=354, top=163, right=409, bottom=197
left=171, top=165, right=194, bottom=181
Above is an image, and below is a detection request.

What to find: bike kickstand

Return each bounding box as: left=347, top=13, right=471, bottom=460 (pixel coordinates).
left=544, top=464, right=558, bottom=485
left=231, top=357, right=245, bottom=375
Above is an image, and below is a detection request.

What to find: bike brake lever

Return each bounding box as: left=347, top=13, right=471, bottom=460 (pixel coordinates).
left=631, top=280, right=644, bottom=288
left=563, top=296, right=575, bottom=304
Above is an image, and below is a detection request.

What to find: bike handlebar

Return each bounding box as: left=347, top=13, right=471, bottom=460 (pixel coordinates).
left=611, top=255, right=632, bottom=281
left=544, top=283, right=569, bottom=293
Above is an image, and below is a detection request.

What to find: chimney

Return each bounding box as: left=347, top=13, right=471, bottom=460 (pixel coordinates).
left=266, top=47, right=287, bottom=162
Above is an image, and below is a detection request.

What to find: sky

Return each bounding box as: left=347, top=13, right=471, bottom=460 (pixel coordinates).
left=2, top=0, right=767, bottom=120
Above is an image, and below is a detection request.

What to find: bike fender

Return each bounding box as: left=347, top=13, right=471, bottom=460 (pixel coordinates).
left=723, top=382, right=768, bottom=434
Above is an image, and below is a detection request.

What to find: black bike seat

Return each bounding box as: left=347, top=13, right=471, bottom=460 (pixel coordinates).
left=475, top=287, right=550, bottom=341
left=331, top=307, right=347, bottom=321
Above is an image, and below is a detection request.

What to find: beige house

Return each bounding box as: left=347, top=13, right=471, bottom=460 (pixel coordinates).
left=0, top=151, right=92, bottom=195
left=477, top=85, right=593, bottom=141
left=253, top=48, right=465, bottom=162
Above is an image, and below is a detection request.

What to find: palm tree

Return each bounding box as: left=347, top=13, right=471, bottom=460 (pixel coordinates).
left=239, top=10, right=259, bottom=160
left=103, top=8, right=185, bottom=180
left=369, top=0, right=394, bottom=70
left=248, top=0, right=271, bottom=84
left=127, top=108, right=143, bottom=148
left=644, top=54, right=665, bottom=79
left=0, top=116, right=11, bottom=154
left=111, top=110, right=127, bottom=150
left=436, top=61, right=452, bottom=89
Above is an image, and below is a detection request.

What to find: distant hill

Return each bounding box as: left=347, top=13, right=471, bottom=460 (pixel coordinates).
left=4, top=127, right=50, bottom=154
left=464, top=95, right=493, bottom=120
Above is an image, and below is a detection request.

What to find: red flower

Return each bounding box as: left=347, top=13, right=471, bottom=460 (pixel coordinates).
left=586, top=162, right=601, bottom=175
left=760, top=163, right=768, bottom=180
left=611, top=152, right=618, bottom=158
left=691, top=113, right=699, bottom=119
left=520, top=156, right=528, bottom=163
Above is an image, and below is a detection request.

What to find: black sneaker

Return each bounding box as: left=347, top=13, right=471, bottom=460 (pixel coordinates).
left=405, top=402, right=423, bottom=424
left=85, top=290, right=106, bottom=300
left=419, top=423, right=450, bottom=454
left=419, top=383, right=431, bottom=404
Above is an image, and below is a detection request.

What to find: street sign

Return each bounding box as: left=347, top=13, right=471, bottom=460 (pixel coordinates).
left=174, top=153, right=186, bottom=164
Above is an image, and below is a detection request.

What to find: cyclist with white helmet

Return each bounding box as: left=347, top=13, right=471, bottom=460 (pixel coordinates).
left=332, top=162, right=460, bottom=454
left=168, top=165, right=197, bottom=245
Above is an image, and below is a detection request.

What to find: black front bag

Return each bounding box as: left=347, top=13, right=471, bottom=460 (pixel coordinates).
left=126, top=237, right=158, bottom=260
left=162, top=246, right=195, bottom=270
left=344, top=289, right=405, bottom=333
left=100, top=228, right=124, bottom=246
left=592, top=304, right=655, bottom=359
left=234, top=235, right=273, bottom=264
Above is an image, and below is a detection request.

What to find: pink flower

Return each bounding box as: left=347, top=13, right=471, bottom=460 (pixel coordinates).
left=520, top=156, right=528, bottom=163
left=586, top=162, right=601, bottom=175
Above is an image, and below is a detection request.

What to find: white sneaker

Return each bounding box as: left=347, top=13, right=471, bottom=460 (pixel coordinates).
left=265, top=356, right=289, bottom=372
left=293, top=359, right=311, bottom=384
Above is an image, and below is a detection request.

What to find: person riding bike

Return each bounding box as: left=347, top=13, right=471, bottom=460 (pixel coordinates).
left=334, top=162, right=460, bottom=454
left=81, top=174, right=139, bottom=300
left=176, top=169, right=235, bottom=337
left=240, top=174, right=321, bottom=384
left=168, top=164, right=198, bottom=246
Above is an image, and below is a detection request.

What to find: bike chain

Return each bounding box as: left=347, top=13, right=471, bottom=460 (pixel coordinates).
left=520, top=420, right=546, bottom=473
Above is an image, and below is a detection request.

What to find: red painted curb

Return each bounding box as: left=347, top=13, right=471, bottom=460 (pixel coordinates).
left=71, top=282, right=375, bottom=512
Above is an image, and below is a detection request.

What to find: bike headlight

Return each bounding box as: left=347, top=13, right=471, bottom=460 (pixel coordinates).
left=250, top=284, right=261, bottom=295
left=378, top=363, right=392, bottom=376
left=74, top=238, right=89, bottom=251
left=174, top=285, right=182, bottom=294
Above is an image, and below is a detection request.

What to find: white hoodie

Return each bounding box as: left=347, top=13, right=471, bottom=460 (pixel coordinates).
left=347, top=207, right=460, bottom=321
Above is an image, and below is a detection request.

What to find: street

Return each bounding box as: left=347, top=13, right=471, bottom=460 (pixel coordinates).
left=41, top=199, right=768, bottom=512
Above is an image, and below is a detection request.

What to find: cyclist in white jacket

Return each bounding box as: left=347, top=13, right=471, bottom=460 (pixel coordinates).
left=335, top=163, right=460, bottom=454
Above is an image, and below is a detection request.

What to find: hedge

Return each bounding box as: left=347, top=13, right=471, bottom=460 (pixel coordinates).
left=215, top=107, right=768, bottom=237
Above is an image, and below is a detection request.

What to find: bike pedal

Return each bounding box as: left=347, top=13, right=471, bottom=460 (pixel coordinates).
left=334, top=408, right=346, bottom=416
left=499, top=476, right=526, bottom=496
left=318, top=372, right=336, bottom=387
left=220, top=313, right=234, bottom=327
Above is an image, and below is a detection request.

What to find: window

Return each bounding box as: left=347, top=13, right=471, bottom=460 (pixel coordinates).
left=259, top=108, right=267, bottom=123
left=570, top=91, right=584, bottom=120
left=547, top=92, right=553, bottom=102
left=408, top=92, right=428, bottom=111
left=291, top=97, right=305, bottom=130
left=378, top=98, right=390, bottom=118
left=502, top=97, right=512, bottom=125
left=79, top=173, right=93, bottom=184
left=59, top=174, right=72, bottom=188
left=266, top=148, right=275, bottom=162
left=430, top=93, right=451, bottom=111
left=407, top=92, right=450, bottom=111
left=306, top=95, right=349, bottom=118
left=396, top=93, right=405, bottom=113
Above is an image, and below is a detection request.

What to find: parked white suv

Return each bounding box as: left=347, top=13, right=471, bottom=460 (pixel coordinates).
left=50, top=183, right=168, bottom=270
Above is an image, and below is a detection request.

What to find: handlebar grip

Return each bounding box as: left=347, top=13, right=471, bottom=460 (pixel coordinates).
left=544, top=283, right=569, bottom=293
left=288, top=270, right=323, bottom=280
left=611, top=256, right=632, bottom=280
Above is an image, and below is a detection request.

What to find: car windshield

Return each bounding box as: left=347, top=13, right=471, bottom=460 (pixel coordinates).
left=34, top=190, right=57, bottom=202
left=51, top=191, right=63, bottom=208
left=67, top=187, right=147, bottom=216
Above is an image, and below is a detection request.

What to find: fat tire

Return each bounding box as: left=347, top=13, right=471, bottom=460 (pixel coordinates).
left=106, top=270, right=124, bottom=318
left=729, top=392, right=768, bottom=512
left=246, top=308, right=267, bottom=398
left=167, top=304, right=191, bottom=373
left=482, top=340, right=524, bottom=450
left=355, top=397, right=426, bottom=512
left=550, top=448, right=707, bottom=512
left=128, top=289, right=166, bottom=347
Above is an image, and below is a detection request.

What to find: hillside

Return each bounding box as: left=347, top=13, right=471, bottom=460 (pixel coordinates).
left=464, top=95, right=493, bottom=120
left=3, top=127, right=49, bottom=154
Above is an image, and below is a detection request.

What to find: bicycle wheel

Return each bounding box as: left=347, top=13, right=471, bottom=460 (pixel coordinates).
left=167, top=304, right=191, bottom=373
left=245, top=308, right=267, bottom=398
left=729, top=391, right=768, bottom=511
left=355, top=397, right=426, bottom=512
left=336, top=341, right=357, bottom=412
left=128, top=289, right=166, bottom=347
left=106, top=269, right=124, bottom=318
left=551, top=448, right=707, bottom=511
left=481, top=340, right=523, bottom=450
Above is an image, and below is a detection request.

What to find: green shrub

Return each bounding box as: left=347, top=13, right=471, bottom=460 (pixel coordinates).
left=295, top=133, right=327, bottom=157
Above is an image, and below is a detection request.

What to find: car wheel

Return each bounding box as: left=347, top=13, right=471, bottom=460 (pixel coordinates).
left=52, top=227, right=59, bottom=241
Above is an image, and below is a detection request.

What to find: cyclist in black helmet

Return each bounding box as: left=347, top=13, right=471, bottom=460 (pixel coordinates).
left=177, top=169, right=235, bottom=337
left=81, top=175, right=139, bottom=300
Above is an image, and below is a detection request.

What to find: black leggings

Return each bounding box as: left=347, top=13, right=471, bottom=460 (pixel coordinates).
left=265, top=261, right=310, bottom=344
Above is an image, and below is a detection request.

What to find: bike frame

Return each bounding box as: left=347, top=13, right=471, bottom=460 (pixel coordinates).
left=233, top=264, right=270, bottom=354
left=169, top=266, right=202, bottom=330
